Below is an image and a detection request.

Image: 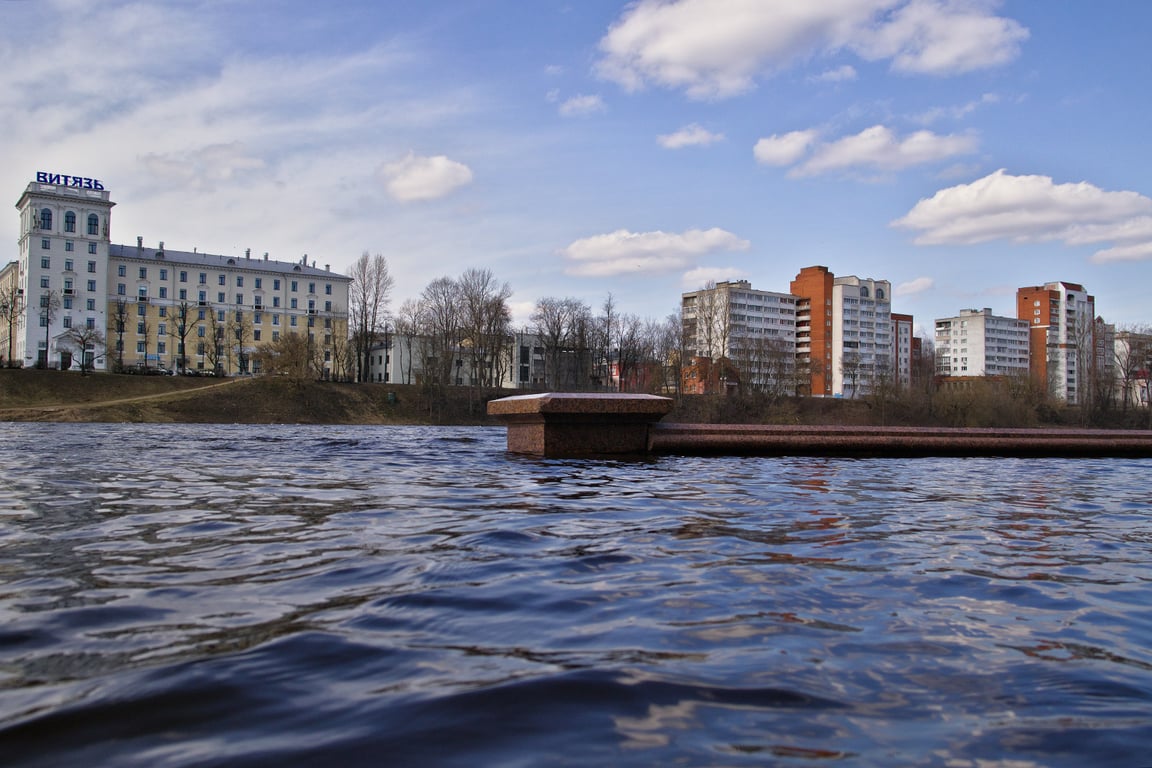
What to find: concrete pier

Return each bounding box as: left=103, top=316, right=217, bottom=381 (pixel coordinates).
left=488, top=393, right=1152, bottom=458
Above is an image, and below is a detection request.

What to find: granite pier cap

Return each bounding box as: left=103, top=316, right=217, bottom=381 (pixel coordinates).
left=488, top=393, right=1152, bottom=459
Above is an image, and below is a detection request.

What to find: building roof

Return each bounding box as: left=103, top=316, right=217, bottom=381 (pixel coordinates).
left=108, top=243, right=350, bottom=282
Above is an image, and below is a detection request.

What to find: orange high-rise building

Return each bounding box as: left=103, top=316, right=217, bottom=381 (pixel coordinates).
left=790, top=266, right=834, bottom=396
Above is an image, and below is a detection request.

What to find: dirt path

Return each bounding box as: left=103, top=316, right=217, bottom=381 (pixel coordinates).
left=0, top=378, right=243, bottom=418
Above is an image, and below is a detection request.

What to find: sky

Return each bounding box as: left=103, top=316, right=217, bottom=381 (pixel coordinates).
left=2, top=0, right=1151, bottom=333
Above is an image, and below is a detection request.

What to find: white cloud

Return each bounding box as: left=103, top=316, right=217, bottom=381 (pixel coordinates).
left=682, top=266, right=749, bottom=288
left=755, top=125, right=975, bottom=176
left=895, top=276, right=934, bottom=296
left=558, top=94, right=606, bottom=117
left=753, top=130, right=818, bottom=166
left=658, top=124, right=725, bottom=149
left=893, top=169, right=1152, bottom=263
left=562, top=228, right=751, bottom=277
left=378, top=152, right=474, bottom=202
left=139, top=143, right=266, bottom=191
left=596, top=0, right=1027, bottom=99
left=811, top=65, right=858, bottom=83
left=795, top=125, right=977, bottom=176
left=855, top=0, right=1029, bottom=75
left=913, top=93, right=1000, bottom=125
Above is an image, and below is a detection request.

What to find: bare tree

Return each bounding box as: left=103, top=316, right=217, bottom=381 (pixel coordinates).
left=168, top=301, right=200, bottom=374
left=204, top=311, right=225, bottom=375
left=419, top=276, right=463, bottom=391
left=37, top=290, right=62, bottom=369
left=61, top=325, right=106, bottom=375
left=0, top=284, right=23, bottom=367
left=110, top=298, right=130, bottom=371
left=253, top=332, right=313, bottom=379
left=457, top=268, right=512, bottom=388
left=229, top=310, right=254, bottom=374
left=840, top=349, right=863, bottom=398
left=393, top=298, right=423, bottom=385
left=349, top=252, right=395, bottom=382
left=531, top=297, right=593, bottom=390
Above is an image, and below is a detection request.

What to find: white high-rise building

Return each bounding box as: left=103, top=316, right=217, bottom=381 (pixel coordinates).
left=831, top=275, right=892, bottom=397
left=934, top=308, right=1030, bottom=378
left=681, top=280, right=797, bottom=393
left=1017, top=282, right=1096, bottom=404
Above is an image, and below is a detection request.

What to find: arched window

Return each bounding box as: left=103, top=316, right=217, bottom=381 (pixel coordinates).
left=87, top=214, right=99, bottom=235
left=876, top=288, right=885, bottom=300
left=64, top=211, right=76, bottom=232
left=860, top=286, right=869, bottom=298
left=39, top=208, right=52, bottom=231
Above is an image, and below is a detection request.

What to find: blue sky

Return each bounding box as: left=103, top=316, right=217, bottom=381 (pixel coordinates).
left=3, top=0, right=1150, bottom=332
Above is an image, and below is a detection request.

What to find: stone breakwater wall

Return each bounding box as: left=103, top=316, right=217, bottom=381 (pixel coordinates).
left=487, top=393, right=1152, bottom=459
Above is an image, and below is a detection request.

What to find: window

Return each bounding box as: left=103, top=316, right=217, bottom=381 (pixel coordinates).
left=236, top=276, right=244, bottom=287
left=179, top=289, right=187, bottom=300
left=255, top=278, right=262, bottom=289
left=87, top=280, right=96, bottom=292
left=158, top=307, right=166, bottom=318
left=290, top=298, right=298, bottom=309
left=235, top=310, right=243, bottom=323
left=197, top=327, right=205, bottom=338
left=137, top=342, right=145, bottom=354
left=160, top=269, right=168, bottom=281
left=138, top=267, right=147, bottom=279
left=62, top=316, right=72, bottom=329
left=41, top=239, right=50, bottom=250
left=307, top=316, right=315, bottom=328
left=254, top=330, right=261, bottom=341
left=272, top=296, right=280, bottom=308
left=158, top=342, right=166, bottom=354
left=308, top=282, right=315, bottom=294
left=88, top=260, right=96, bottom=273
left=138, top=288, right=148, bottom=300
left=159, top=287, right=168, bottom=299
left=64, top=212, right=77, bottom=232
left=39, top=209, right=52, bottom=230
left=217, top=310, right=225, bottom=322
left=137, top=303, right=145, bottom=316
left=158, top=323, right=166, bottom=336
left=198, top=309, right=205, bottom=320
left=117, top=284, right=126, bottom=296
left=236, top=294, right=243, bottom=305
left=118, top=265, right=126, bottom=277
left=290, top=316, right=297, bottom=327
left=65, top=242, right=74, bottom=252
left=87, top=214, right=98, bottom=235
left=199, top=273, right=207, bottom=285
left=63, top=297, right=73, bottom=310
left=217, top=292, right=225, bottom=303
left=325, top=284, right=332, bottom=295
left=197, top=343, right=206, bottom=355
left=274, top=279, right=281, bottom=290
left=137, top=322, right=145, bottom=334
left=253, top=313, right=262, bottom=324
left=324, top=301, right=331, bottom=312
left=198, top=290, right=207, bottom=303
left=87, top=299, right=96, bottom=311
left=88, top=243, right=97, bottom=254
left=218, top=274, right=226, bottom=286
left=272, top=314, right=280, bottom=326
left=179, top=271, right=188, bottom=283
left=86, top=317, right=95, bottom=330
left=40, top=277, right=49, bottom=289
left=291, top=281, right=298, bottom=292
left=272, top=331, right=280, bottom=342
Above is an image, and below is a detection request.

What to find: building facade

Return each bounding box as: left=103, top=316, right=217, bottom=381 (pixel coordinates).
left=13, top=176, right=350, bottom=376
left=830, top=275, right=893, bottom=398
left=681, top=280, right=797, bottom=394
left=934, top=308, right=1030, bottom=378
left=1016, top=282, right=1096, bottom=404
left=891, top=312, right=914, bottom=390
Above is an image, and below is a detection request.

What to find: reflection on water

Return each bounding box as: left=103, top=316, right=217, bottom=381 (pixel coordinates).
left=0, top=423, right=1150, bottom=766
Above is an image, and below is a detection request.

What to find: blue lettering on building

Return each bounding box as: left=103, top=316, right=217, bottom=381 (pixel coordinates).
left=36, top=171, right=104, bottom=191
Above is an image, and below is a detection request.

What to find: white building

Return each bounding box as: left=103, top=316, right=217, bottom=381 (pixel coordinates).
left=935, top=308, right=1030, bottom=378
left=13, top=174, right=351, bottom=376
left=681, top=280, right=797, bottom=393
left=1017, top=281, right=1096, bottom=404
left=831, top=275, right=892, bottom=397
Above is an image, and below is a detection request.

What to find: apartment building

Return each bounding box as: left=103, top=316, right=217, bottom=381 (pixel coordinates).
left=1016, top=282, right=1095, bottom=404
left=681, top=280, right=797, bottom=393
left=934, top=308, right=1030, bottom=378
left=13, top=175, right=350, bottom=376
left=892, top=312, right=914, bottom=390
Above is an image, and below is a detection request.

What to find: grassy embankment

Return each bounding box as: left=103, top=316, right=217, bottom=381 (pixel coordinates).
left=1, top=368, right=1141, bottom=428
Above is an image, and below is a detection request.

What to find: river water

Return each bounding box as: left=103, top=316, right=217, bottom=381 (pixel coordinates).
left=0, top=423, right=1149, bottom=766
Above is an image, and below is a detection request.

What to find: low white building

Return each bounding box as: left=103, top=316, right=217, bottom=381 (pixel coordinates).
left=935, top=308, right=1030, bottom=378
